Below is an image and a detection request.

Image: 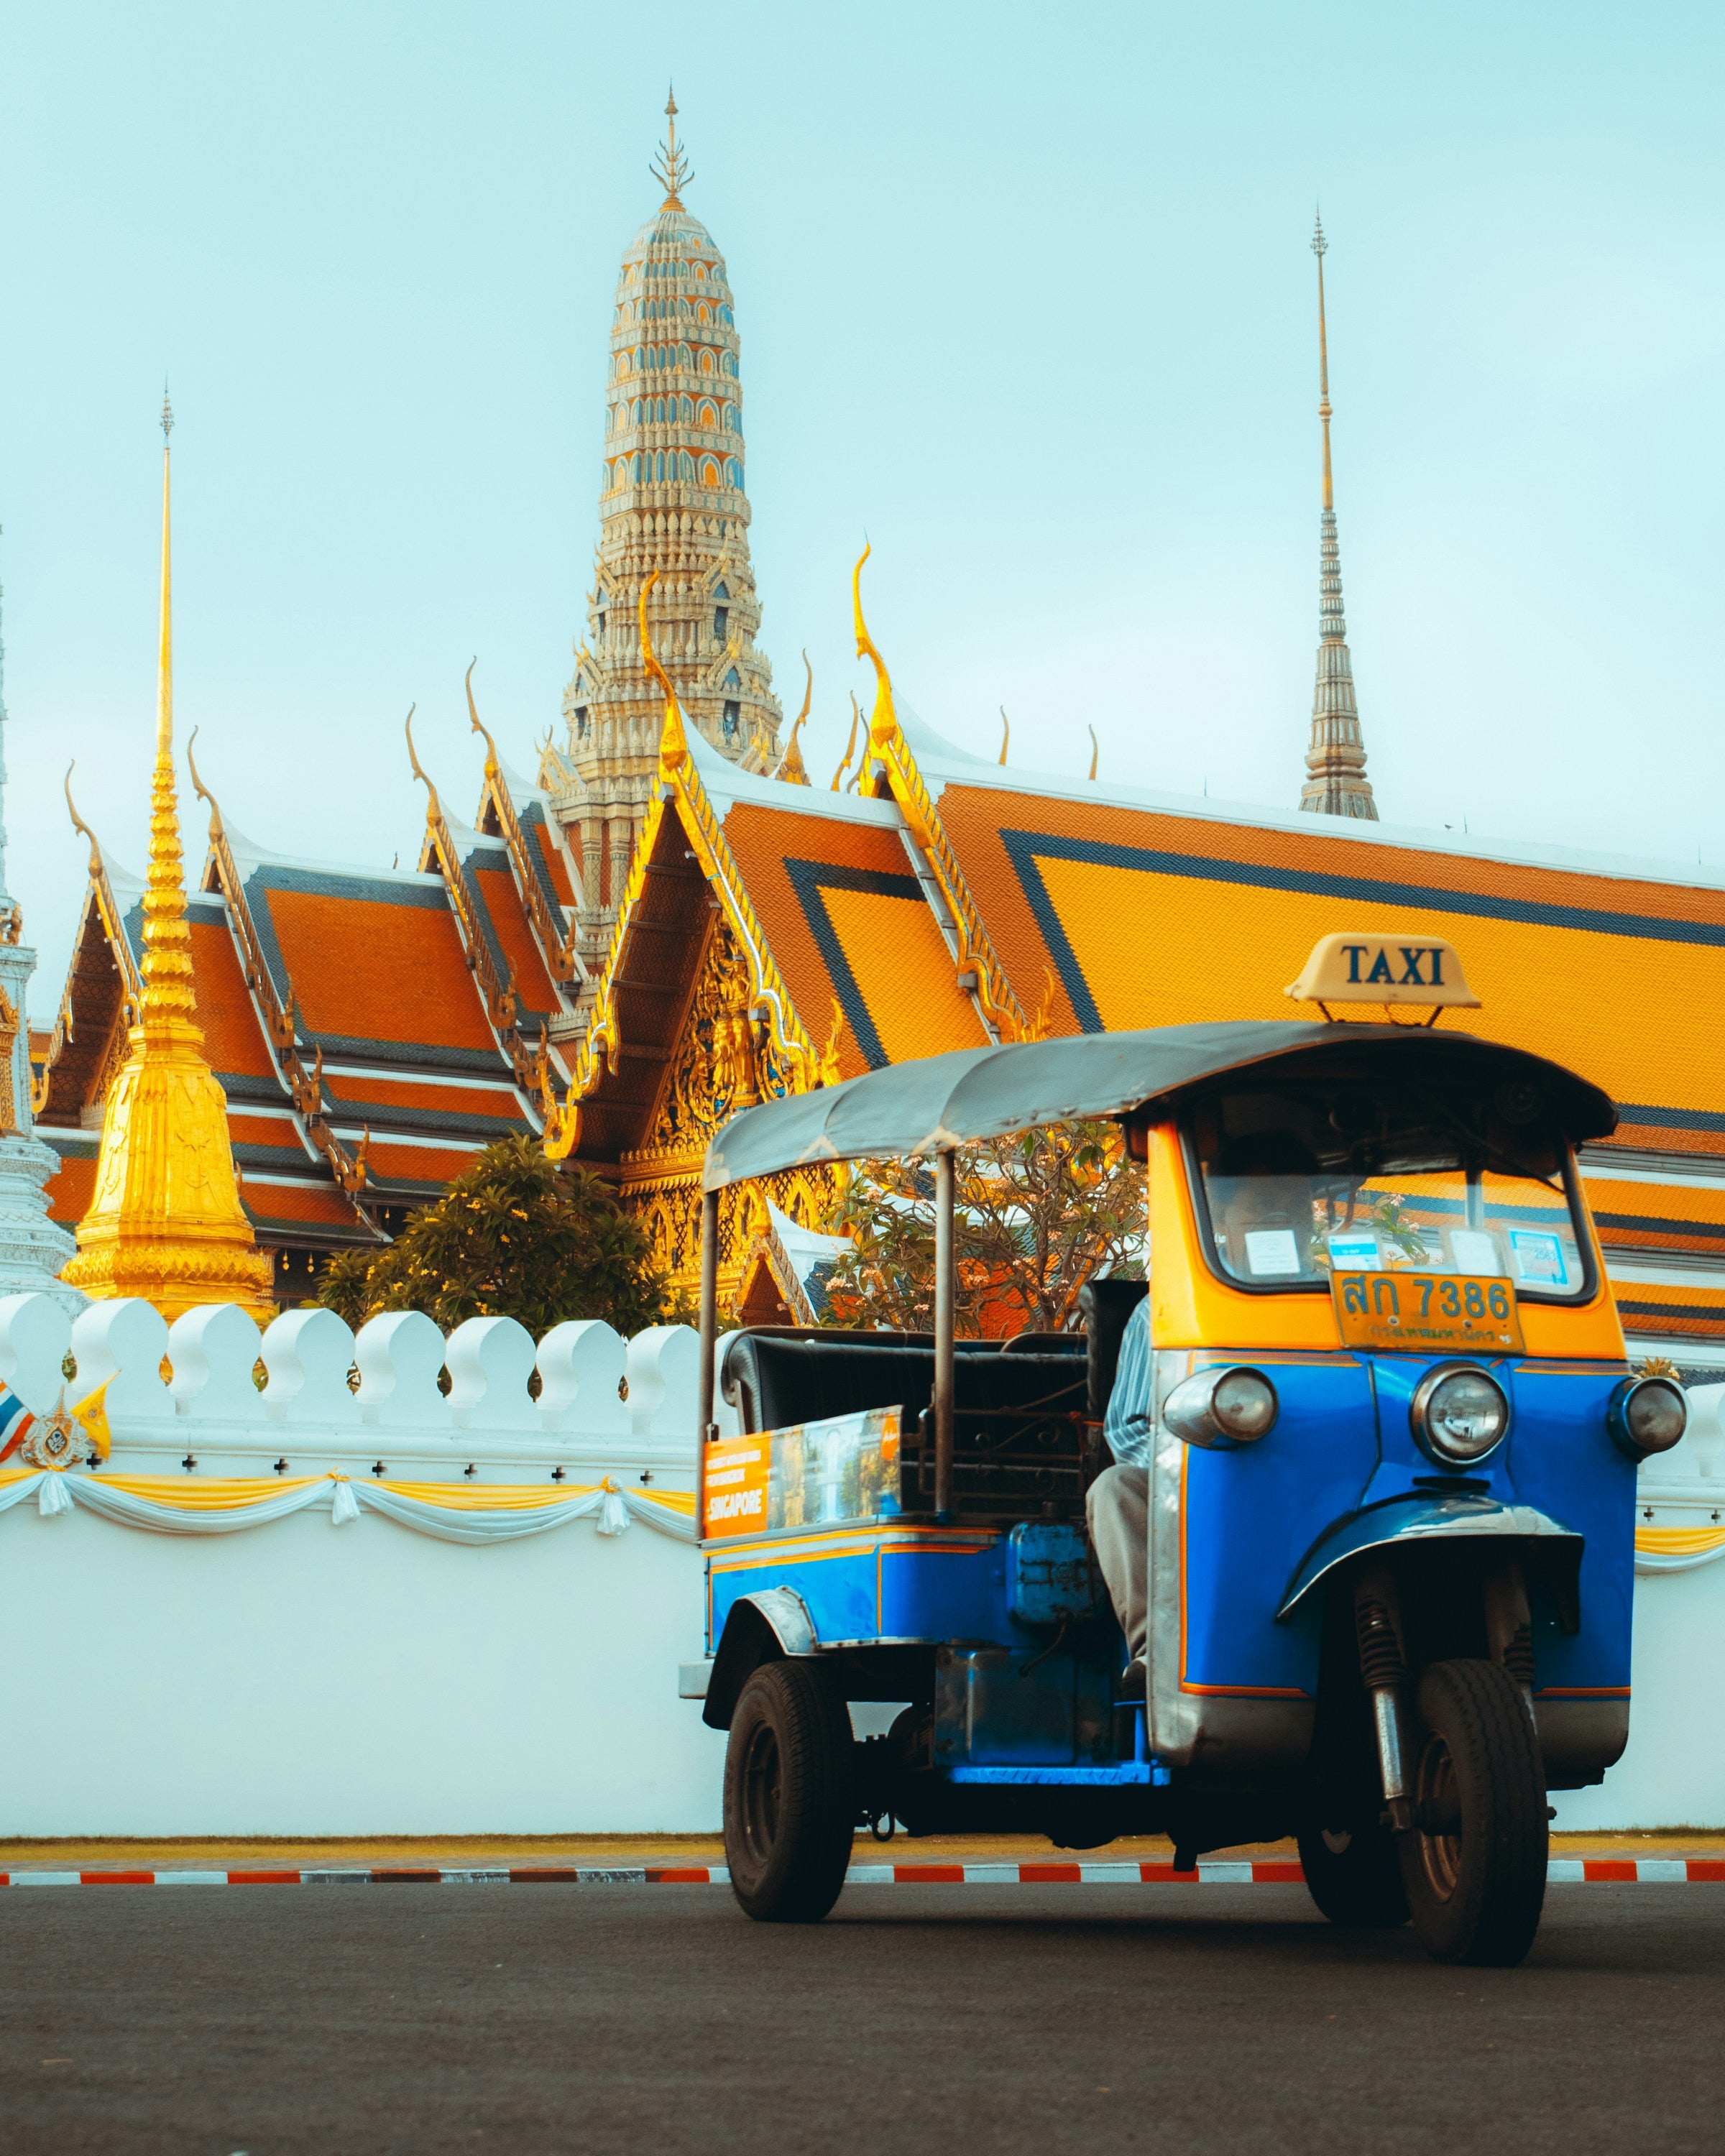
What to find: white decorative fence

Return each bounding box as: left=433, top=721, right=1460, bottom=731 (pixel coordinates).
left=0, top=1293, right=728, bottom=1835
left=0, top=1289, right=1721, bottom=1833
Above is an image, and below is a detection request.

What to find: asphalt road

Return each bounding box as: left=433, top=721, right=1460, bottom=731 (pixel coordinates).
left=0, top=1884, right=1719, bottom=2155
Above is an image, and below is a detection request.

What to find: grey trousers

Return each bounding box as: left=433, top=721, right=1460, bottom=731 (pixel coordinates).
left=1086, top=1463, right=1149, bottom=1664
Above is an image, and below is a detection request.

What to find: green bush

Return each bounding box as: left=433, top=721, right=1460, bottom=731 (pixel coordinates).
left=318, top=1135, right=676, bottom=1338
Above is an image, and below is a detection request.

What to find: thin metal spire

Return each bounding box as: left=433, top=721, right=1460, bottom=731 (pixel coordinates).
left=1298, top=212, right=1377, bottom=821
left=1312, top=213, right=1333, bottom=514
left=651, top=85, right=692, bottom=207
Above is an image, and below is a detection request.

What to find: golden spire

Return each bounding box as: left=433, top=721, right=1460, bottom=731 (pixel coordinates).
left=60, top=400, right=275, bottom=1324
left=651, top=86, right=692, bottom=208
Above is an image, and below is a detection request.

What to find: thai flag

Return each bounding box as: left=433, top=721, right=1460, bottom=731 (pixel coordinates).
left=0, top=1387, right=35, bottom=1463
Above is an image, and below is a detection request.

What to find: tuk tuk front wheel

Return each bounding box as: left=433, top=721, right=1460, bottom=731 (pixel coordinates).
left=1297, top=1819, right=1409, bottom=1929
left=723, top=1660, right=855, bottom=1923
left=1399, top=1658, right=1547, bottom=1968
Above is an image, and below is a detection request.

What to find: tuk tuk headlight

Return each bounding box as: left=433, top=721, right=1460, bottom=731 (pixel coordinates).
left=1162, top=1365, right=1278, bottom=1450
left=1410, top=1364, right=1509, bottom=1468
left=1607, top=1376, right=1687, bottom=1460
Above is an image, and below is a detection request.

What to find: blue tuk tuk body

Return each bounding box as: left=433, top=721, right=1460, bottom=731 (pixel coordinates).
left=702, top=1350, right=1636, bottom=1810
left=690, top=1004, right=1678, bottom=1963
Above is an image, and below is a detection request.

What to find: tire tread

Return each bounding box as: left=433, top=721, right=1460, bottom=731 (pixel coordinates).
left=723, top=1660, right=855, bottom=1924
left=1401, top=1657, right=1547, bottom=1966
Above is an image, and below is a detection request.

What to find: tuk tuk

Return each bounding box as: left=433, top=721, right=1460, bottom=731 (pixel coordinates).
left=687, top=934, right=1685, bottom=1966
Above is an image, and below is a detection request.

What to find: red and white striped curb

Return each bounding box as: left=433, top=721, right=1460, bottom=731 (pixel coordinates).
left=0, top=1858, right=1721, bottom=1889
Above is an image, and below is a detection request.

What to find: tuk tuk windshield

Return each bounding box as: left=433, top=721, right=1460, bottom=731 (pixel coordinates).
left=1186, top=1078, right=1591, bottom=1301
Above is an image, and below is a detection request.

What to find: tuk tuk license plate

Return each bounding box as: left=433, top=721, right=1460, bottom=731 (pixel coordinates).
left=1331, top=1271, right=1523, bottom=1355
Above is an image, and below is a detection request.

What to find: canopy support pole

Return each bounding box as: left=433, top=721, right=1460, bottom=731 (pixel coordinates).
left=697, top=1190, right=719, bottom=1447
left=934, top=1148, right=955, bottom=1521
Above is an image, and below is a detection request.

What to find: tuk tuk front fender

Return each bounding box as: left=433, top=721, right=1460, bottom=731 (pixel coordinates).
left=702, top=1588, right=819, bottom=1730
left=1276, top=1494, right=1583, bottom=1630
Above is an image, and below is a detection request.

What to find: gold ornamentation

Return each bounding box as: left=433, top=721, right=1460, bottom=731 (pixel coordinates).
left=0, top=984, right=19, bottom=1135
left=190, top=747, right=367, bottom=1196
left=768, top=656, right=811, bottom=785
left=852, top=547, right=1026, bottom=1042
left=468, top=663, right=584, bottom=985
left=407, top=700, right=546, bottom=1094
left=818, top=996, right=844, bottom=1089
left=829, top=696, right=860, bottom=791
left=61, top=415, right=275, bottom=1327
left=998, top=707, right=1010, bottom=766
left=641, top=918, right=763, bottom=1156
left=543, top=600, right=822, bottom=1158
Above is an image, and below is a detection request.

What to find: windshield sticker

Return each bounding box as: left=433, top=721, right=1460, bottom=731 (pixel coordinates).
left=1510, top=1230, right=1568, bottom=1289
left=1448, top=1229, right=1504, bottom=1276
left=1245, top=1228, right=1303, bottom=1276
left=1327, top=1230, right=1381, bottom=1272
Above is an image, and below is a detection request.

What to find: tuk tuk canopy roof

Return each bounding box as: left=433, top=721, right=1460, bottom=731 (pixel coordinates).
left=700, top=1020, right=1619, bottom=1192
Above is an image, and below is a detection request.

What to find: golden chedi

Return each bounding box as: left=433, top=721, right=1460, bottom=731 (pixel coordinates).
left=62, top=398, right=275, bottom=1325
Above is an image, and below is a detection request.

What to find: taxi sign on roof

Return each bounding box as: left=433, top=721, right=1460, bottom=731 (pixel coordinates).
left=1285, top=932, right=1481, bottom=1013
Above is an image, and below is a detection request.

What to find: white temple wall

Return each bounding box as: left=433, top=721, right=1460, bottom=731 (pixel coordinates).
left=0, top=1291, right=1721, bottom=1835
left=0, top=1498, right=723, bottom=1835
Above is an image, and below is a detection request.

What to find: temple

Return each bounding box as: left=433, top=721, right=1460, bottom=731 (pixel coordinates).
left=540, top=547, right=1725, bottom=1370
left=32, top=113, right=1725, bottom=1373
left=546, top=91, right=783, bottom=982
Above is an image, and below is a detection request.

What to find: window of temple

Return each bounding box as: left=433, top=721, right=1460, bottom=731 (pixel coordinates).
left=702, top=459, right=719, bottom=486
left=575, top=706, right=589, bottom=738
left=700, top=350, right=714, bottom=374
left=679, top=452, right=694, bottom=479
left=680, top=395, right=693, bottom=420
left=714, top=604, right=729, bottom=640
left=724, top=668, right=741, bottom=690
left=722, top=700, right=740, bottom=742
left=699, top=400, right=716, bottom=428
left=694, top=261, right=707, bottom=279
left=722, top=354, right=737, bottom=377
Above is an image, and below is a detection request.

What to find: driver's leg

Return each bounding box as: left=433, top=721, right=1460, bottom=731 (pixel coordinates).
left=1085, top=1464, right=1148, bottom=1669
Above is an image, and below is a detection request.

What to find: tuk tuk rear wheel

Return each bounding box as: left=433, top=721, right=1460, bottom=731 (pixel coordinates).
left=723, top=1660, right=855, bottom=1923
left=1399, top=1658, right=1547, bottom=1968
left=1297, top=1819, right=1409, bottom=1928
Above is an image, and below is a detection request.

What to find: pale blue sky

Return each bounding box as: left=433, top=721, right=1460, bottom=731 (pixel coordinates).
left=4, top=1, right=1723, bottom=1014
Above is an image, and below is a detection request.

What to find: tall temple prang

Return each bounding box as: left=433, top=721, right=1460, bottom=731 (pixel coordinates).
left=546, top=92, right=782, bottom=972
left=60, top=397, right=275, bottom=1325
left=0, top=538, right=83, bottom=1309
left=1299, top=213, right=1377, bottom=821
